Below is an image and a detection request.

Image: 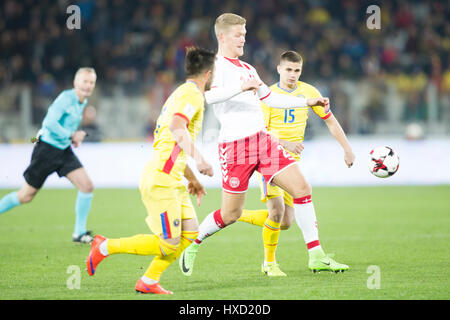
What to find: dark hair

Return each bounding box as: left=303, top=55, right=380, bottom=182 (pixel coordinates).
left=280, top=51, right=303, bottom=64
left=185, top=47, right=216, bottom=77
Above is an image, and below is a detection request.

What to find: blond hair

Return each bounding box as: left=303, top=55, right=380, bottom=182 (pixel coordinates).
left=214, top=13, right=246, bottom=38
left=74, top=67, right=96, bottom=80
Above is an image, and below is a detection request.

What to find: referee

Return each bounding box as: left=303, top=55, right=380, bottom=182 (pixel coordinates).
left=0, top=68, right=97, bottom=244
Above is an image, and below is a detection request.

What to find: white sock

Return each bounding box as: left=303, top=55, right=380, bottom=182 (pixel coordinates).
left=141, top=275, right=158, bottom=285
left=293, top=195, right=324, bottom=254
left=264, top=260, right=276, bottom=267
left=99, top=239, right=109, bottom=256
left=194, top=209, right=226, bottom=245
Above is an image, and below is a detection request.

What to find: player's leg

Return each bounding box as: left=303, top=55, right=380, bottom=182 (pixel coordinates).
left=238, top=173, right=271, bottom=227
left=102, top=191, right=181, bottom=257
left=137, top=191, right=198, bottom=294
left=179, top=191, right=246, bottom=276
left=2, top=141, right=56, bottom=215
left=280, top=200, right=295, bottom=230
left=87, top=186, right=181, bottom=275
left=65, top=167, right=94, bottom=243
left=146, top=217, right=199, bottom=285
left=271, top=164, right=349, bottom=272
left=261, top=195, right=286, bottom=276
left=0, top=182, right=38, bottom=214
left=238, top=208, right=268, bottom=226
left=87, top=232, right=180, bottom=277
left=196, top=191, right=246, bottom=244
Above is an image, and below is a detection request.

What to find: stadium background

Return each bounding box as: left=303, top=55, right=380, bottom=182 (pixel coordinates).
left=0, top=0, right=450, bottom=301
left=1, top=0, right=450, bottom=188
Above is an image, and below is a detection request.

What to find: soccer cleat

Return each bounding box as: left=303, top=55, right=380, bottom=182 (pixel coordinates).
left=73, top=230, right=94, bottom=244
left=135, top=278, right=173, bottom=295
left=86, top=235, right=107, bottom=276
left=179, top=243, right=199, bottom=276
left=309, top=254, right=349, bottom=273
left=261, top=262, right=287, bottom=277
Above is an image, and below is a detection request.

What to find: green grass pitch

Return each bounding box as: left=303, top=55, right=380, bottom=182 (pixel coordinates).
left=0, top=186, right=449, bottom=300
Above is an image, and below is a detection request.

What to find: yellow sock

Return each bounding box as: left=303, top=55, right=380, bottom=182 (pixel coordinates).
left=144, top=230, right=198, bottom=281
left=106, top=234, right=178, bottom=256
left=262, top=218, right=281, bottom=263
left=239, top=209, right=269, bottom=227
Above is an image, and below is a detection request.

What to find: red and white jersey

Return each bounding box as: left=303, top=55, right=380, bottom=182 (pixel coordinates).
left=210, top=55, right=267, bottom=142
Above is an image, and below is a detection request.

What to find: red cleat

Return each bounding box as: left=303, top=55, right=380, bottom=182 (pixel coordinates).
left=86, top=235, right=107, bottom=276
left=135, top=278, right=173, bottom=295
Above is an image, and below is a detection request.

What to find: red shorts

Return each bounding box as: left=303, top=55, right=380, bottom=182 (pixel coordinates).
left=219, top=131, right=296, bottom=193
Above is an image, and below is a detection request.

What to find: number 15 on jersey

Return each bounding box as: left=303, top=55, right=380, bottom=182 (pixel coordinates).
left=284, top=109, right=295, bottom=123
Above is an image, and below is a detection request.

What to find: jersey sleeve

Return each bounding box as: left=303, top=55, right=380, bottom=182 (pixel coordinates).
left=309, top=86, right=332, bottom=120
left=210, top=60, right=224, bottom=89
left=42, top=92, right=74, bottom=138
left=260, top=102, right=271, bottom=129
left=172, top=92, right=203, bottom=125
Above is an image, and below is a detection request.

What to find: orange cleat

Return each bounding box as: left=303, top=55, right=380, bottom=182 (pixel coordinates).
left=135, top=278, right=173, bottom=295
left=86, top=235, right=107, bottom=276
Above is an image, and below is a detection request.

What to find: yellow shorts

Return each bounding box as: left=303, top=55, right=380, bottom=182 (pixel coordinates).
left=140, top=183, right=195, bottom=239
left=257, top=171, right=294, bottom=208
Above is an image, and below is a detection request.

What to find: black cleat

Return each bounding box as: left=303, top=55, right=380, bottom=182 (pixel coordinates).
left=73, top=230, right=94, bottom=244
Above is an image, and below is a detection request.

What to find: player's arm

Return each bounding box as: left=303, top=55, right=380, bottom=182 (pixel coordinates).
left=257, top=83, right=330, bottom=111
left=42, top=96, right=74, bottom=139
left=280, top=139, right=304, bottom=155
left=270, top=135, right=304, bottom=155
left=184, top=164, right=207, bottom=206
left=71, top=130, right=87, bottom=148
left=249, top=67, right=329, bottom=110
left=42, top=96, right=87, bottom=147
left=169, top=114, right=213, bottom=176
left=324, top=114, right=355, bottom=168
left=204, top=79, right=262, bottom=104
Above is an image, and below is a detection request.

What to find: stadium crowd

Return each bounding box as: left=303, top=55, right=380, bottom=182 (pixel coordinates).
left=0, top=0, right=449, bottom=134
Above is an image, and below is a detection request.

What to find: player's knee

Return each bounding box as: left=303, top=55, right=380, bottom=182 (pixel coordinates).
left=280, top=214, right=294, bottom=230
left=17, top=190, right=36, bottom=204
left=80, top=181, right=94, bottom=194
left=280, top=206, right=294, bottom=230
left=292, top=182, right=312, bottom=199
left=18, top=194, right=33, bottom=204
left=160, top=236, right=180, bottom=250
left=269, top=209, right=284, bottom=223
left=227, top=208, right=242, bottom=224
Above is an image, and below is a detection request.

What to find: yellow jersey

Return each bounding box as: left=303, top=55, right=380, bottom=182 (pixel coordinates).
left=261, top=81, right=331, bottom=160
left=142, top=81, right=205, bottom=188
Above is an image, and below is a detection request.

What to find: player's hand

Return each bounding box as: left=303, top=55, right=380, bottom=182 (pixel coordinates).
left=241, top=79, right=262, bottom=94
left=307, top=97, right=330, bottom=113
left=187, top=180, right=207, bottom=206
left=196, top=157, right=213, bottom=177
left=71, top=130, right=87, bottom=148
left=283, top=141, right=304, bottom=155
left=344, top=150, right=355, bottom=168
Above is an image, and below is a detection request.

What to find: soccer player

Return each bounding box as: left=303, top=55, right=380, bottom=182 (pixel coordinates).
left=86, top=48, right=219, bottom=294
left=179, top=13, right=344, bottom=276
left=0, top=68, right=97, bottom=243
left=236, top=51, right=355, bottom=275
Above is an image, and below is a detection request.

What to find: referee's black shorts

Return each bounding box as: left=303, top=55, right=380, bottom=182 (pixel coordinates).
left=23, top=140, right=83, bottom=189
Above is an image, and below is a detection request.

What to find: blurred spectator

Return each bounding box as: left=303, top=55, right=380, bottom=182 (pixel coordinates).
left=79, top=105, right=102, bottom=142
left=0, top=0, right=449, bottom=135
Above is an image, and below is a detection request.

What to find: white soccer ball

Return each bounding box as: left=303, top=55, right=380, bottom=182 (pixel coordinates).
left=368, top=146, right=400, bottom=178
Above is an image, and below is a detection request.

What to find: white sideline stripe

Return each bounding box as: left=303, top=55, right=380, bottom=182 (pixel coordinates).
left=2, top=139, right=450, bottom=188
